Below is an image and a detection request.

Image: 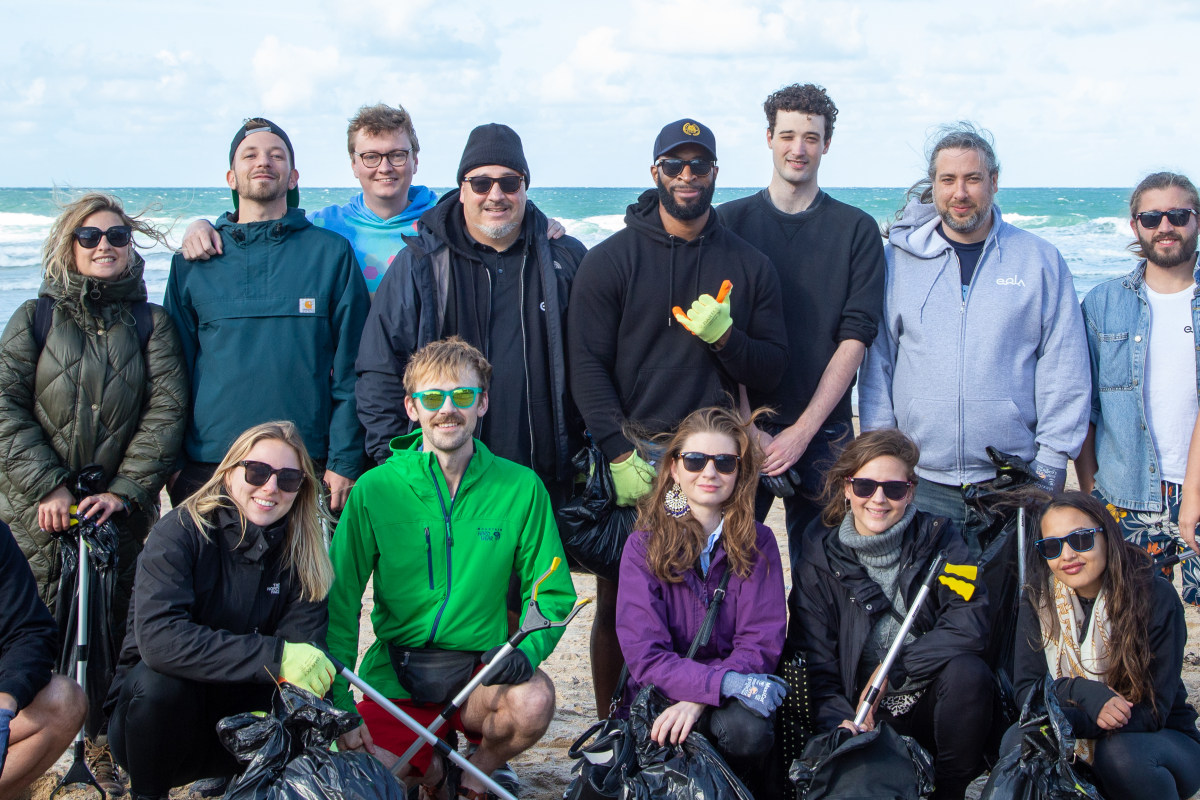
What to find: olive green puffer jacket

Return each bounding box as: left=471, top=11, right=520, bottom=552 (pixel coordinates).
left=0, top=253, right=188, bottom=605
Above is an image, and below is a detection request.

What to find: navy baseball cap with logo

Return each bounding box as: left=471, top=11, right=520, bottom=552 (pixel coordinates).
left=653, top=118, right=717, bottom=161
left=228, top=117, right=300, bottom=210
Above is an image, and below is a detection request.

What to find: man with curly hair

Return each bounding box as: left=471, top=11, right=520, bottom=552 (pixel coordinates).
left=721, top=84, right=886, bottom=570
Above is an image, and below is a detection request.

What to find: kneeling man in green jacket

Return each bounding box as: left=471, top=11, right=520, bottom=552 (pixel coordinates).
left=327, top=336, right=576, bottom=799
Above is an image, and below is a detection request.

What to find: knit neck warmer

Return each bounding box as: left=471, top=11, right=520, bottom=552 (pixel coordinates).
left=838, top=504, right=915, bottom=568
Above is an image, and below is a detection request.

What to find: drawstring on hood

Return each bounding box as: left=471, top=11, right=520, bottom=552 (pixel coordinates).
left=623, top=189, right=716, bottom=326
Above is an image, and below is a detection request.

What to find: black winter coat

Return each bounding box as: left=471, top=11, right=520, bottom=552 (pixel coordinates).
left=108, top=504, right=327, bottom=704
left=787, top=510, right=989, bottom=732
left=0, top=520, right=57, bottom=710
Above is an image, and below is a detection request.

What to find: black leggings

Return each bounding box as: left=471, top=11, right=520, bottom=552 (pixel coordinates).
left=109, top=661, right=275, bottom=796
left=697, top=698, right=774, bottom=788
left=878, top=653, right=994, bottom=800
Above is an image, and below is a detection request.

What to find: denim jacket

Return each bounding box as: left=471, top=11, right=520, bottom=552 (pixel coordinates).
left=1081, top=258, right=1200, bottom=511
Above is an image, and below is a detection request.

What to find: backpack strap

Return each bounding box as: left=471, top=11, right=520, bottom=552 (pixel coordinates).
left=130, top=300, right=153, bottom=351
left=32, top=297, right=154, bottom=356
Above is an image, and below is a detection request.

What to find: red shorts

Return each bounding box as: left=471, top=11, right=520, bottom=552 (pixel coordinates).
left=356, top=698, right=481, bottom=776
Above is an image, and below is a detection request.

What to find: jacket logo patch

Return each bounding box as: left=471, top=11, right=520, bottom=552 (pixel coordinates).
left=267, top=582, right=281, bottom=595
left=476, top=527, right=502, bottom=542
left=682, top=122, right=701, bottom=137
left=995, top=276, right=1026, bottom=287
left=299, top=298, right=316, bottom=313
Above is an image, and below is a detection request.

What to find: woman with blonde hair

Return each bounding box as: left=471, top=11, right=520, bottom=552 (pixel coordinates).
left=0, top=191, right=187, bottom=790
left=615, top=405, right=787, bottom=791
left=106, top=421, right=335, bottom=800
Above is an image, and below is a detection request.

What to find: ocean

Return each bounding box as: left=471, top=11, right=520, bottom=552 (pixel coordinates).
left=0, top=186, right=1135, bottom=325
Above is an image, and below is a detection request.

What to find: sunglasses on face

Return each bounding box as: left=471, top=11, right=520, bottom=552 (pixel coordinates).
left=356, top=150, right=410, bottom=168
left=1034, top=527, right=1101, bottom=559
left=1135, top=208, right=1198, bottom=229
left=655, top=158, right=715, bottom=178
left=237, top=460, right=304, bottom=493
left=464, top=175, right=524, bottom=195
left=677, top=452, right=740, bottom=474
left=411, top=387, right=483, bottom=411
left=846, top=477, right=913, bottom=500
left=74, top=226, right=133, bottom=248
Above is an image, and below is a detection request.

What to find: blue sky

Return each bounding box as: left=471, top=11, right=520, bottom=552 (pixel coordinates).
left=3, top=0, right=1198, bottom=189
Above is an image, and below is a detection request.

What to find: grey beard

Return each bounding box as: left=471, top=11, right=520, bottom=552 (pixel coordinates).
left=475, top=219, right=520, bottom=241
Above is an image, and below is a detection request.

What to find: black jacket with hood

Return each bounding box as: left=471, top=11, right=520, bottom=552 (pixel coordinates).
left=787, top=510, right=989, bottom=732
left=355, top=191, right=586, bottom=483
left=567, top=190, right=788, bottom=461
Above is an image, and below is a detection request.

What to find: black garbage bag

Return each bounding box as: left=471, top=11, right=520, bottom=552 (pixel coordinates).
left=55, top=513, right=120, bottom=738
left=218, top=683, right=407, bottom=800
left=979, top=676, right=1105, bottom=800
left=620, top=684, right=754, bottom=800
left=556, top=436, right=638, bottom=582
left=790, top=723, right=934, bottom=800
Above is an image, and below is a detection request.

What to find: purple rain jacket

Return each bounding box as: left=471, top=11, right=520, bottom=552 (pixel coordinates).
left=616, top=521, right=787, bottom=709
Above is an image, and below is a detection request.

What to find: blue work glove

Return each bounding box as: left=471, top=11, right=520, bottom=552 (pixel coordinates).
left=1031, top=460, right=1067, bottom=494
left=481, top=647, right=534, bottom=686
left=720, top=672, right=789, bottom=718
left=0, top=706, right=15, bottom=775
left=611, top=452, right=656, bottom=507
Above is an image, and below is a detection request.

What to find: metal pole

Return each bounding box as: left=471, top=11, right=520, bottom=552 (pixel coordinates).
left=1017, top=507, right=1026, bottom=589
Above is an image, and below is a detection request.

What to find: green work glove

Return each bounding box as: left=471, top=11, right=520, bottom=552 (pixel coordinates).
left=611, top=451, right=656, bottom=507
left=280, top=642, right=336, bottom=697
left=673, top=284, right=733, bottom=344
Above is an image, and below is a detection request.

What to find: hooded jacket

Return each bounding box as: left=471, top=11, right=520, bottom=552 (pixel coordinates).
left=0, top=254, right=188, bottom=604
left=326, top=432, right=576, bottom=711
left=858, top=200, right=1090, bottom=485
left=568, top=190, right=788, bottom=461
left=616, top=522, right=787, bottom=709
left=310, top=186, right=438, bottom=294
left=355, top=191, right=586, bottom=481
left=787, top=511, right=988, bottom=732
left=164, top=209, right=369, bottom=478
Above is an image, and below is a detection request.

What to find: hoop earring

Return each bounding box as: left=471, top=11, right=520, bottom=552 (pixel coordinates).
left=665, top=482, right=690, bottom=519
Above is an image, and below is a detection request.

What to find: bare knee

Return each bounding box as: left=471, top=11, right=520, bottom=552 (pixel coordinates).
left=501, top=670, right=556, bottom=734
left=28, top=675, right=87, bottom=735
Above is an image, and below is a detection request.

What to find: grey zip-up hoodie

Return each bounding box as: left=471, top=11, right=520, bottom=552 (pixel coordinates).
left=858, top=199, right=1090, bottom=485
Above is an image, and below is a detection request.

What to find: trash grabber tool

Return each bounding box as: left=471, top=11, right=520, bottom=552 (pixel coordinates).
left=392, top=556, right=591, bottom=773
left=853, top=552, right=980, bottom=729
left=327, top=654, right=518, bottom=800
left=1154, top=546, right=1200, bottom=570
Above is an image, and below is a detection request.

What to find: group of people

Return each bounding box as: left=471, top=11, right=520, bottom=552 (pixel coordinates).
left=1, top=77, right=1199, bottom=800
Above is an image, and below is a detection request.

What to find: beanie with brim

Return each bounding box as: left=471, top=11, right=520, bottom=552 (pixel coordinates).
left=456, top=123, right=530, bottom=187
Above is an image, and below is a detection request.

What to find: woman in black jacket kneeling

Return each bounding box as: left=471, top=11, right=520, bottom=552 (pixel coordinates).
left=786, top=429, right=993, bottom=800
left=107, top=421, right=336, bottom=800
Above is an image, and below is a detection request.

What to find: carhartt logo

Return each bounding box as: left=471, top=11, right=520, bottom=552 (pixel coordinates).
left=267, top=582, right=280, bottom=595
left=682, top=122, right=701, bottom=137
left=299, top=298, right=316, bottom=313
left=476, top=527, right=502, bottom=542
left=995, top=276, right=1026, bottom=287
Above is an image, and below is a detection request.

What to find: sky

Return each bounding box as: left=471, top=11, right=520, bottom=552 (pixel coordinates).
left=3, top=0, right=1198, bottom=190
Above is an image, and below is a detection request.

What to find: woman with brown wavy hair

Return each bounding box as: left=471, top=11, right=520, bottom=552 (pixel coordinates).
left=614, top=405, right=786, bottom=790
left=1011, top=491, right=1200, bottom=799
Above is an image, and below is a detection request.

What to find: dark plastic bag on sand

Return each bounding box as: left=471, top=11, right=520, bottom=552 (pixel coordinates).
left=619, top=684, right=755, bottom=800
left=556, top=437, right=638, bottom=583
left=218, top=683, right=406, bottom=800
left=790, top=722, right=934, bottom=800
left=979, top=677, right=1105, bottom=800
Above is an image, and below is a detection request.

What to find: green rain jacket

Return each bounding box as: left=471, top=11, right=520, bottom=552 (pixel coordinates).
left=327, top=432, right=575, bottom=709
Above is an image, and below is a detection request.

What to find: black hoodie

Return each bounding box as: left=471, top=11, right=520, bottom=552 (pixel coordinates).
left=568, top=189, right=787, bottom=461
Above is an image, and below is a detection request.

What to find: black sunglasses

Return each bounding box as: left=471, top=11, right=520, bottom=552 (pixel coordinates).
left=464, top=175, right=524, bottom=195
left=1135, top=208, right=1198, bottom=229
left=74, top=226, right=132, bottom=248
left=678, top=452, right=740, bottom=474
left=237, top=460, right=305, bottom=493
left=1034, top=527, right=1101, bottom=560
left=846, top=477, right=912, bottom=500
left=655, top=158, right=715, bottom=178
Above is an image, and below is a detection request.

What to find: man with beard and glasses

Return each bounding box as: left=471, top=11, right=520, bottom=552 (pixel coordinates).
left=1076, top=172, right=1200, bottom=604
left=328, top=337, right=575, bottom=800
left=858, top=123, right=1089, bottom=557
left=164, top=118, right=369, bottom=512
left=567, top=118, right=787, bottom=716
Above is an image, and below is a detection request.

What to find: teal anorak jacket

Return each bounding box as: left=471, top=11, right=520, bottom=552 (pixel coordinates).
left=327, top=432, right=575, bottom=710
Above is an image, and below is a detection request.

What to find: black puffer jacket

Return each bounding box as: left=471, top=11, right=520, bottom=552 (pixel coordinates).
left=0, top=254, right=187, bottom=604
left=787, top=510, right=989, bottom=732
left=109, top=503, right=327, bottom=704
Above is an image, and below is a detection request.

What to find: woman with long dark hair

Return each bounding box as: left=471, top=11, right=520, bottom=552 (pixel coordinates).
left=107, top=421, right=335, bottom=800
left=615, top=406, right=787, bottom=789
left=786, top=429, right=992, bottom=800
left=1012, top=491, right=1200, bottom=799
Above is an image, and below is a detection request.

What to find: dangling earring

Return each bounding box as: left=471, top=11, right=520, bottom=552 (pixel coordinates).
left=665, top=482, right=690, bottom=518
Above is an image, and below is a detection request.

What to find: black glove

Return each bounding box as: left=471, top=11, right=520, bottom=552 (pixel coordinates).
left=760, top=468, right=800, bottom=498
left=481, top=647, right=534, bottom=686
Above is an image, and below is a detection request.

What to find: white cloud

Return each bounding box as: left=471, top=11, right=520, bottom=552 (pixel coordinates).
left=251, top=36, right=344, bottom=114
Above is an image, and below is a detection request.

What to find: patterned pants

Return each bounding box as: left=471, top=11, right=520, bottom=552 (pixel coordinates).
left=1094, top=483, right=1200, bottom=606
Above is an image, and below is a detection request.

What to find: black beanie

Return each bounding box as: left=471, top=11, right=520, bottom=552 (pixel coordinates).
left=456, top=124, right=530, bottom=187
